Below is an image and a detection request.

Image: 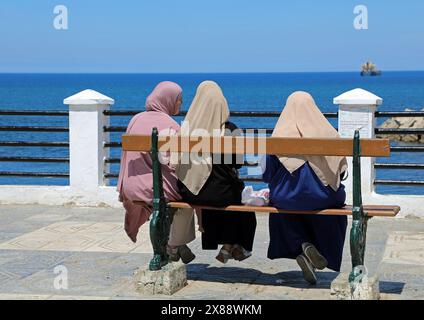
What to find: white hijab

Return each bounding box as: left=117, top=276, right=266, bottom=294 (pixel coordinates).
left=272, top=91, right=348, bottom=191
left=176, top=81, right=230, bottom=195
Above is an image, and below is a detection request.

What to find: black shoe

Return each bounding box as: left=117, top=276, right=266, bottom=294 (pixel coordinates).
left=167, top=245, right=195, bottom=264
left=296, top=254, right=317, bottom=285
left=302, top=243, right=328, bottom=270
left=178, top=244, right=196, bottom=264
left=231, top=245, right=252, bottom=262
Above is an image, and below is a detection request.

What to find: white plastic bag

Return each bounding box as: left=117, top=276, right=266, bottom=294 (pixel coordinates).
left=241, top=186, right=270, bottom=206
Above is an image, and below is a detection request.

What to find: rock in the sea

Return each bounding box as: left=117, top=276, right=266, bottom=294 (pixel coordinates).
left=402, top=134, right=420, bottom=142
left=380, top=118, right=401, bottom=129
left=377, top=108, right=424, bottom=143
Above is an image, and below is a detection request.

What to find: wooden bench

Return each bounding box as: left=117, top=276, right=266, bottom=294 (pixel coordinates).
left=122, top=129, right=400, bottom=284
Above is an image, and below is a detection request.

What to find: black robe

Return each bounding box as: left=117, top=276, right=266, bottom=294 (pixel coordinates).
left=178, top=122, right=257, bottom=251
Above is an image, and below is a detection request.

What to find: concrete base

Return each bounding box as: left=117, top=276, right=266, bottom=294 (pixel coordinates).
left=134, top=262, right=187, bottom=295
left=331, top=273, right=380, bottom=300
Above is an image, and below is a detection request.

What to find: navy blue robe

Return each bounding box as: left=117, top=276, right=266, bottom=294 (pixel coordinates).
left=263, top=155, right=347, bottom=271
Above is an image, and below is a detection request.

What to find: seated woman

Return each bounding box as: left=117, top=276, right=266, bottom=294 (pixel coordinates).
left=117, top=81, right=196, bottom=264
left=262, top=91, right=348, bottom=285
left=175, top=81, right=257, bottom=263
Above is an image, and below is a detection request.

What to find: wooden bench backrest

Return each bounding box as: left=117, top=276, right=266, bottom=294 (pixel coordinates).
left=122, top=135, right=390, bottom=157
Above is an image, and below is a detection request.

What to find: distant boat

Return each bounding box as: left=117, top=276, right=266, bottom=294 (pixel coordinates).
left=361, top=61, right=382, bottom=76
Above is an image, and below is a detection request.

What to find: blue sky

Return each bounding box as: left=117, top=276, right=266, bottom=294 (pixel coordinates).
left=0, top=0, right=423, bottom=73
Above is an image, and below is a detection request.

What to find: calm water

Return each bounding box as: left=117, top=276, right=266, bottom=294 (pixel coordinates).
left=0, top=72, right=423, bottom=194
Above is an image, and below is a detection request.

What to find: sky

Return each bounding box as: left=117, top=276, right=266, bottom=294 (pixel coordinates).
left=0, top=0, right=423, bottom=73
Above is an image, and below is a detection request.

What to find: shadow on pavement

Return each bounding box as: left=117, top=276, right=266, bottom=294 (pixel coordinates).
left=187, top=263, right=406, bottom=294
left=187, top=263, right=338, bottom=289
left=379, top=281, right=405, bottom=295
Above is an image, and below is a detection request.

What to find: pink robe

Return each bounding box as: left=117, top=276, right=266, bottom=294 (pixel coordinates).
left=117, top=81, right=183, bottom=243
left=117, top=111, right=181, bottom=242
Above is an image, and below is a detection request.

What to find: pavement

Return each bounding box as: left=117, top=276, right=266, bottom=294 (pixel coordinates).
left=0, top=204, right=423, bottom=300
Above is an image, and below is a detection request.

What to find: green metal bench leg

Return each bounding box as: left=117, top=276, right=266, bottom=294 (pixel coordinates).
left=149, top=128, right=175, bottom=271
left=349, top=130, right=369, bottom=284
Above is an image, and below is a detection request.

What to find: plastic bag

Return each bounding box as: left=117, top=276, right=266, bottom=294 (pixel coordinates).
left=241, top=186, right=270, bottom=206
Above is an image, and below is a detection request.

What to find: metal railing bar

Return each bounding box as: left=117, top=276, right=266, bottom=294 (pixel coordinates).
left=2, top=126, right=421, bottom=134
left=103, top=126, right=126, bottom=132
left=0, top=141, right=69, bottom=147
left=0, top=126, right=68, bottom=132
left=105, top=158, right=121, bottom=164
left=390, top=146, right=424, bottom=152
left=0, top=172, right=69, bottom=177
left=375, top=163, right=424, bottom=169
left=376, top=111, right=424, bottom=117
left=374, top=179, right=424, bottom=186
left=376, top=128, right=424, bottom=134
left=0, top=110, right=68, bottom=116
left=103, top=110, right=339, bottom=118
left=0, top=157, right=69, bottom=163
left=104, top=126, right=276, bottom=134
left=103, top=110, right=424, bottom=118
left=1, top=109, right=422, bottom=118
left=104, top=142, right=121, bottom=148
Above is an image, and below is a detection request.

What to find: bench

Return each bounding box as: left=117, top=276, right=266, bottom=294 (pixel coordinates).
left=121, top=129, right=400, bottom=284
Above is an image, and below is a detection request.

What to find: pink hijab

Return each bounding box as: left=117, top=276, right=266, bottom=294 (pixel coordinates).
left=117, top=81, right=182, bottom=242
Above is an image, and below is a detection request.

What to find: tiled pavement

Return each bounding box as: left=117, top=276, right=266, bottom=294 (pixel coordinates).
left=0, top=204, right=423, bottom=300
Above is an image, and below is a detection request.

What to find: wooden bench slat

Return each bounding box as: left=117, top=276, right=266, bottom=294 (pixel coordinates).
left=133, top=201, right=399, bottom=217
left=122, top=135, right=390, bottom=157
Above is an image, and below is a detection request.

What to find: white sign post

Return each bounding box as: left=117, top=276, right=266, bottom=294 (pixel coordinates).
left=334, top=88, right=383, bottom=197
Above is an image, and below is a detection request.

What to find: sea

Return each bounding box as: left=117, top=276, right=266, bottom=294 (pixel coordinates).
left=0, top=72, right=423, bottom=195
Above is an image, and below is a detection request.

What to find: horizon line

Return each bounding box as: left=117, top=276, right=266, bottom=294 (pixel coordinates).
left=0, top=70, right=424, bottom=75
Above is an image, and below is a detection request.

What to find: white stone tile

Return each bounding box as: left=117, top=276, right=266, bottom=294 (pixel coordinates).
left=1, top=220, right=200, bottom=255
left=79, top=222, right=122, bottom=236
left=0, top=293, right=52, bottom=300
left=85, top=232, right=138, bottom=253
left=383, top=231, right=424, bottom=265
left=40, top=234, right=100, bottom=251
left=0, top=222, right=133, bottom=253
left=42, top=222, right=96, bottom=234
left=0, top=233, right=60, bottom=250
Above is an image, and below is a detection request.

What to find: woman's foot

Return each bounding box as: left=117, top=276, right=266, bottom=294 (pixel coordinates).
left=231, top=245, right=252, bottom=261
left=296, top=253, right=317, bottom=285
left=167, top=246, right=180, bottom=262
left=301, top=243, right=328, bottom=270
left=216, top=246, right=233, bottom=264
left=167, top=245, right=196, bottom=264
left=178, top=244, right=196, bottom=264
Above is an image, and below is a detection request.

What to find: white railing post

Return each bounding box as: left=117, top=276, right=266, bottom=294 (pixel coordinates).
left=64, top=89, right=114, bottom=191
left=333, top=88, right=383, bottom=197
